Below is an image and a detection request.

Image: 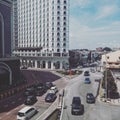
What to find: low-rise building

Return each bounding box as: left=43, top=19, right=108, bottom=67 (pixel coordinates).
left=101, top=50, right=120, bottom=70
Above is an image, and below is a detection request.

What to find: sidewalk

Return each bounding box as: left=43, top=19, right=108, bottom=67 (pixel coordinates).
left=98, top=81, right=120, bottom=106
left=98, top=95, right=120, bottom=106
left=98, top=76, right=120, bottom=106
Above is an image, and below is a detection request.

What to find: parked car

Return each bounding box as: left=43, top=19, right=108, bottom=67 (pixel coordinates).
left=45, top=82, right=54, bottom=89
left=35, top=83, right=46, bottom=96
left=24, top=87, right=36, bottom=97
left=84, top=77, right=91, bottom=84
left=21, top=66, right=27, bottom=69
left=86, top=93, right=95, bottom=103
left=90, top=68, right=95, bottom=73
left=45, top=93, right=57, bottom=102
left=49, top=86, right=58, bottom=94
left=84, top=71, right=90, bottom=76
left=24, top=95, right=37, bottom=105
left=17, top=106, right=37, bottom=120
left=71, top=96, right=84, bottom=115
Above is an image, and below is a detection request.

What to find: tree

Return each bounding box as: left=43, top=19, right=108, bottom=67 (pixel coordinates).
left=102, top=70, right=118, bottom=99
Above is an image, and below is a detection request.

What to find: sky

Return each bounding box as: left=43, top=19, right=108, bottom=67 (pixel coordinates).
left=69, top=0, right=120, bottom=50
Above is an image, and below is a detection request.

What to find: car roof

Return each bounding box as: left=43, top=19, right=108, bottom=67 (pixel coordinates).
left=18, top=106, right=34, bottom=113
left=87, top=93, right=94, bottom=96
left=50, top=86, right=56, bottom=89
left=73, top=96, right=81, bottom=101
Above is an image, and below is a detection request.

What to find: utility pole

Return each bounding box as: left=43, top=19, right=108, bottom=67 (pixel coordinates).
left=105, top=53, right=109, bottom=101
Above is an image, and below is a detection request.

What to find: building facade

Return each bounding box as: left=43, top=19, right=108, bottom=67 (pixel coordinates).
left=0, top=0, right=12, bottom=58
left=101, top=50, right=120, bottom=70
left=13, top=0, right=69, bottom=69
left=0, top=0, right=22, bottom=88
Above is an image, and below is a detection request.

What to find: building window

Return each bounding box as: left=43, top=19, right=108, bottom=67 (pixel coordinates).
left=63, top=49, right=66, bottom=52
left=57, top=16, right=60, bottom=20
left=57, top=32, right=60, bottom=36
left=64, top=11, right=66, bottom=15
left=57, top=27, right=60, bottom=31
left=57, top=6, right=60, bottom=9
left=63, top=22, right=66, bottom=26
left=57, top=49, right=60, bottom=52
left=57, top=0, right=60, bottom=4
left=63, top=17, right=66, bottom=20
left=57, top=38, right=60, bottom=41
left=64, top=0, right=66, bottom=4
left=57, top=22, right=60, bottom=25
left=63, top=43, right=66, bottom=47
left=57, top=43, right=60, bottom=47
left=63, top=27, right=66, bottom=31
left=63, top=33, right=66, bottom=36
left=57, top=11, right=60, bottom=15
left=64, top=6, right=66, bottom=10
left=63, top=38, right=66, bottom=41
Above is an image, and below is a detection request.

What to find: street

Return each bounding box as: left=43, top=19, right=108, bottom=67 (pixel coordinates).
left=62, top=68, right=120, bottom=120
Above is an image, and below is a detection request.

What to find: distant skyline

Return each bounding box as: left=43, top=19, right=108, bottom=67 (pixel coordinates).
left=69, top=0, right=120, bottom=50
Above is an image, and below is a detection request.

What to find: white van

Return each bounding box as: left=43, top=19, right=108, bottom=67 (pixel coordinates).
left=17, top=106, right=37, bottom=120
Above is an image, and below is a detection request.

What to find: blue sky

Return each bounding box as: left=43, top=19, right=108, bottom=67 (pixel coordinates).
left=69, top=0, right=120, bottom=49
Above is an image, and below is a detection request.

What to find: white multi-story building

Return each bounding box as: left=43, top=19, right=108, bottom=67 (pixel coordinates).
left=12, top=0, right=69, bottom=69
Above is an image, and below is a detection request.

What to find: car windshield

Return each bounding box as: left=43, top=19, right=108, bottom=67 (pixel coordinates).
left=18, top=112, right=25, bottom=117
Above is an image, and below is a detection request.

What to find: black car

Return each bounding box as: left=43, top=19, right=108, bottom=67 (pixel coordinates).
left=84, top=71, right=90, bottom=76
left=45, top=93, right=57, bottom=102
left=86, top=93, right=95, bottom=103
left=71, top=97, right=84, bottom=115
left=24, top=87, right=36, bottom=97
left=35, top=84, right=46, bottom=96
left=24, top=95, right=37, bottom=105
left=45, top=82, right=54, bottom=89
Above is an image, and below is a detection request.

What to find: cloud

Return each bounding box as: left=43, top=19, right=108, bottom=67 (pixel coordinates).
left=69, top=17, right=120, bottom=49
left=95, top=5, right=118, bottom=20
left=69, top=0, right=120, bottom=49
left=70, top=0, right=90, bottom=8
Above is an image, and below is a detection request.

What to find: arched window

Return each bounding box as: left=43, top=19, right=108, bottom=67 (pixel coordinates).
left=57, top=43, right=60, bottom=47
left=57, top=32, right=60, bottom=36
left=63, top=11, right=66, bottom=15
left=64, top=0, right=66, bottom=4
left=57, top=49, right=60, bottom=52
left=63, top=49, right=66, bottom=52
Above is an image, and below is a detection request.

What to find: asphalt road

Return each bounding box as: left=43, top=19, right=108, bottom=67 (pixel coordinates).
left=62, top=68, right=120, bottom=120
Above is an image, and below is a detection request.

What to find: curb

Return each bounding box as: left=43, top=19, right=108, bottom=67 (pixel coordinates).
left=97, top=95, right=120, bottom=106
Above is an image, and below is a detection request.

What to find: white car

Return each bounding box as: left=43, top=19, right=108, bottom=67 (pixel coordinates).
left=17, top=106, right=37, bottom=120
left=49, top=86, right=58, bottom=94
